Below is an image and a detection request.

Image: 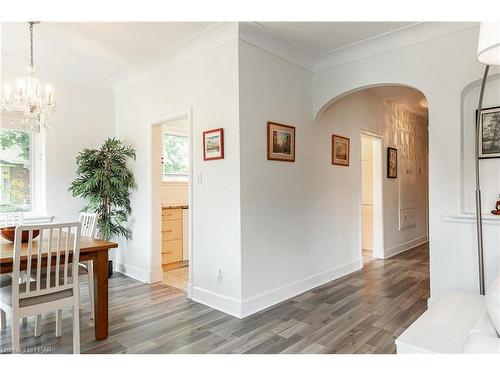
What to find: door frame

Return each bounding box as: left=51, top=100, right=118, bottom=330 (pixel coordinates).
left=150, top=108, right=194, bottom=298
left=360, top=131, right=384, bottom=262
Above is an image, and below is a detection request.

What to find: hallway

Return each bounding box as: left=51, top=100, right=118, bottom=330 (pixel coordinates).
left=0, top=243, right=429, bottom=354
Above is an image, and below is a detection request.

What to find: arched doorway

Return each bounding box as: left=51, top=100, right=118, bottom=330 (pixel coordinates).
left=315, top=84, right=429, bottom=264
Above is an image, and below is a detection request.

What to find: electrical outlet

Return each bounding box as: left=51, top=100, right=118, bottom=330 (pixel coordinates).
left=217, top=269, right=223, bottom=284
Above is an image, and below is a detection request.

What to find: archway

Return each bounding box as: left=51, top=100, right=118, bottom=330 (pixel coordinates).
left=315, top=84, right=429, bottom=264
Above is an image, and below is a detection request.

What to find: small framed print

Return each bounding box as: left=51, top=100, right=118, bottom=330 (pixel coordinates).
left=203, top=128, right=224, bottom=161
left=267, top=122, right=296, bottom=162
left=332, top=134, right=350, bottom=166
left=387, top=147, right=398, bottom=178
left=478, top=106, right=500, bottom=159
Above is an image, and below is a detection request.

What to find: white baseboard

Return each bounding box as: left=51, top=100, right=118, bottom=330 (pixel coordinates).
left=240, top=260, right=362, bottom=318
left=115, top=262, right=151, bottom=284
left=384, top=235, right=429, bottom=259
left=191, top=287, right=243, bottom=318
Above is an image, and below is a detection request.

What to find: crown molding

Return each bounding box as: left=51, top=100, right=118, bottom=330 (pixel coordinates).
left=314, top=22, right=478, bottom=72
left=110, top=22, right=239, bottom=93
left=238, top=22, right=315, bottom=72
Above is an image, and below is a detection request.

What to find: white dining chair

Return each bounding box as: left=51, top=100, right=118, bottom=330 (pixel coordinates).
left=0, top=212, right=27, bottom=328
left=0, top=222, right=82, bottom=354
left=33, top=213, right=98, bottom=338
left=0, top=212, right=24, bottom=228
left=78, top=212, right=97, bottom=320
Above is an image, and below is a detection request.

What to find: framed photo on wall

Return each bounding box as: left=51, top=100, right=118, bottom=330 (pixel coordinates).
left=478, top=106, right=500, bottom=159
left=267, top=121, right=296, bottom=162
left=332, top=134, right=350, bottom=166
left=387, top=147, right=398, bottom=178
left=203, top=128, right=224, bottom=161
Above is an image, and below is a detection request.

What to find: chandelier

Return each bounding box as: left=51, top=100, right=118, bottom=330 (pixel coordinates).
left=1, top=22, right=56, bottom=130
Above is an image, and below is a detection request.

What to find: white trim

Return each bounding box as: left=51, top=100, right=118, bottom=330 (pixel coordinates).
left=441, top=213, right=500, bottom=225
left=115, top=262, right=151, bottom=284
left=314, top=22, right=477, bottom=72
left=191, top=287, right=243, bottom=318
left=240, top=260, right=361, bottom=318
left=110, top=23, right=238, bottom=92
left=384, top=235, right=429, bottom=259
left=238, top=22, right=315, bottom=72
left=22, top=214, right=53, bottom=224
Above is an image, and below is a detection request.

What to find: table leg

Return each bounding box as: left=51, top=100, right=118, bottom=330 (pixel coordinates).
left=93, top=251, right=109, bottom=340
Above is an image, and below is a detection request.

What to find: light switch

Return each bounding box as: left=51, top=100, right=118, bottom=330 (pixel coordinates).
left=196, top=173, right=203, bottom=184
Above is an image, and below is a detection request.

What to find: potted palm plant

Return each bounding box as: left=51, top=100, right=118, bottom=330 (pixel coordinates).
left=69, top=138, right=136, bottom=275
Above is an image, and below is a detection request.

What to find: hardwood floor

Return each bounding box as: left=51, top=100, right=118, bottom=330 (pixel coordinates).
left=162, top=265, right=189, bottom=292
left=0, top=243, right=429, bottom=354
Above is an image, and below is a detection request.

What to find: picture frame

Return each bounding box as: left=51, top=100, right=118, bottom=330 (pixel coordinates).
left=267, top=121, right=296, bottom=162
left=477, top=106, right=500, bottom=159
left=387, top=147, right=398, bottom=178
left=203, top=128, right=224, bottom=161
left=331, top=134, right=350, bottom=166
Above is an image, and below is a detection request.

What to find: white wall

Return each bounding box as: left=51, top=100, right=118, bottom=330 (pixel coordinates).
left=0, top=73, right=114, bottom=221
left=113, top=30, right=243, bottom=315
left=313, top=25, right=500, bottom=303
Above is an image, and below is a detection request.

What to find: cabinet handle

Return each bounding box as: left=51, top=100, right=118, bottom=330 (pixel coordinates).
left=164, top=251, right=172, bottom=254
left=166, top=230, right=172, bottom=233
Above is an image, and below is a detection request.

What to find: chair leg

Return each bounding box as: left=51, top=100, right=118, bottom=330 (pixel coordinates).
left=72, top=303, right=80, bottom=354
left=34, top=315, right=42, bottom=337
left=55, top=310, right=62, bottom=337
left=0, top=309, right=6, bottom=329
left=88, top=261, right=95, bottom=320
left=11, top=314, right=20, bottom=354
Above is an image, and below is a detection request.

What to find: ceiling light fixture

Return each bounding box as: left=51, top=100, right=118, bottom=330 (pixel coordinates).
left=1, top=21, right=57, bottom=130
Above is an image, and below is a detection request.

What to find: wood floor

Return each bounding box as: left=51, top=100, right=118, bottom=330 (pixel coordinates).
left=0, top=243, right=429, bottom=354
left=162, top=265, right=189, bottom=292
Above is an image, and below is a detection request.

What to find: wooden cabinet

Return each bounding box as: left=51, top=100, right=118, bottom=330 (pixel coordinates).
left=162, top=207, right=188, bottom=270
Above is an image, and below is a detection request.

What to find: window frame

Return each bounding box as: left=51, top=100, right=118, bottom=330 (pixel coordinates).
left=0, top=119, right=45, bottom=216
left=161, top=128, right=189, bottom=183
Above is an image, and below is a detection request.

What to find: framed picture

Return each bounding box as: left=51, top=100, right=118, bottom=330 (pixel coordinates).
left=332, top=134, right=350, bottom=166
left=478, top=106, right=500, bottom=159
left=267, top=122, right=296, bottom=162
left=203, top=128, right=224, bottom=161
left=387, top=147, right=398, bottom=178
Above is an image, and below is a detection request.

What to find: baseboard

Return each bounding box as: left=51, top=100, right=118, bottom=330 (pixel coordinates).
left=384, top=235, right=429, bottom=259
left=191, top=287, right=243, bottom=318
left=240, top=260, right=362, bottom=318
left=114, top=262, right=151, bottom=284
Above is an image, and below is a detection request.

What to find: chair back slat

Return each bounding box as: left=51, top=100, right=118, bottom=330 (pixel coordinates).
left=0, top=212, right=24, bottom=228
left=12, top=222, right=81, bottom=303
left=78, top=212, right=98, bottom=238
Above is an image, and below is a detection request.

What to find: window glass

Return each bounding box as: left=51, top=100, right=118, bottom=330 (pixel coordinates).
left=163, top=133, right=189, bottom=179
left=0, top=128, right=32, bottom=212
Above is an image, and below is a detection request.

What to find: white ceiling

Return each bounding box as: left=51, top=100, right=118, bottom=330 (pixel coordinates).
left=258, top=22, right=418, bottom=56
left=368, top=85, right=428, bottom=119
left=2, top=22, right=424, bottom=90
left=1, top=22, right=217, bottom=87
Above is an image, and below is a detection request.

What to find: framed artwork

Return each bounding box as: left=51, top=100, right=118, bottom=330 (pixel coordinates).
left=387, top=147, right=398, bottom=178
left=331, top=134, right=350, bottom=166
left=203, top=128, right=224, bottom=161
left=267, top=122, right=296, bottom=162
left=478, top=106, right=500, bottom=159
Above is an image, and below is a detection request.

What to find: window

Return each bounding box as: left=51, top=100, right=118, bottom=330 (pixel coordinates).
left=0, top=128, right=32, bottom=212
left=162, top=132, right=189, bottom=181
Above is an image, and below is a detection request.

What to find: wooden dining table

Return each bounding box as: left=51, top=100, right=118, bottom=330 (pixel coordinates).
left=0, top=235, right=118, bottom=340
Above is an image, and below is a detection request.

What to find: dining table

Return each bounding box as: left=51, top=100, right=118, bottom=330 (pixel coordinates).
left=0, top=235, right=118, bottom=340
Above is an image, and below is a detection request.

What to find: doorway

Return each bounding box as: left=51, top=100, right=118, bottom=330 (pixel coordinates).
left=361, top=133, right=384, bottom=264
left=151, top=111, right=193, bottom=295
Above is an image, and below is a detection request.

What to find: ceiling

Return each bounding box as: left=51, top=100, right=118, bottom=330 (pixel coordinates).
left=1, top=22, right=217, bottom=87
left=258, top=22, right=418, bottom=56
left=2, top=22, right=422, bottom=88
left=368, top=86, right=428, bottom=119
